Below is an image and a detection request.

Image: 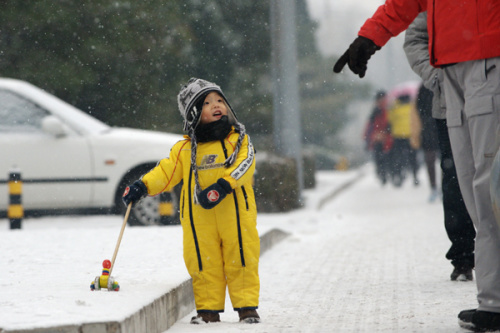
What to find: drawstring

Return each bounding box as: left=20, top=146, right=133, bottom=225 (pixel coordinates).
left=191, top=123, right=246, bottom=205
left=224, top=123, right=246, bottom=167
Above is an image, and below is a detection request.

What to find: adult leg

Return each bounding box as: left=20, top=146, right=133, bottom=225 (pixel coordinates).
left=409, top=147, right=420, bottom=185
left=373, top=142, right=387, bottom=184
left=390, top=139, right=405, bottom=187
left=400, top=139, right=413, bottom=185
left=381, top=150, right=391, bottom=185
left=424, top=148, right=440, bottom=202
left=424, top=150, right=437, bottom=189
left=435, top=118, right=475, bottom=273
left=444, top=58, right=500, bottom=312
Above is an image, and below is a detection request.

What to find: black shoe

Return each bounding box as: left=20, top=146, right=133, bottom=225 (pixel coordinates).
left=459, top=309, right=500, bottom=332
left=238, top=309, right=261, bottom=323
left=190, top=312, right=220, bottom=324
left=459, top=309, right=476, bottom=330
left=451, top=267, right=473, bottom=281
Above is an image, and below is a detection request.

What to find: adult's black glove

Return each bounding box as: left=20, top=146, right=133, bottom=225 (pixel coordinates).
left=197, top=178, right=232, bottom=209
left=122, top=180, right=148, bottom=207
left=333, top=36, right=381, bottom=78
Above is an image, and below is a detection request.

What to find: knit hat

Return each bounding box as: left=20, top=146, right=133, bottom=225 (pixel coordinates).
left=177, top=78, right=238, bottom=132
left=177, top=78, right=246, bottom=204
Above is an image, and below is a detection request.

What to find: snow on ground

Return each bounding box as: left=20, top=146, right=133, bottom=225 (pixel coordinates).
left=0, top=164, right=477, bottom=332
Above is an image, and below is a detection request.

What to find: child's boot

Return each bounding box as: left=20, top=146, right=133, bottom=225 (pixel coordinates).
left=238, top=309, right=260, bottom=323
left=190, top=312, right=220, bottom=324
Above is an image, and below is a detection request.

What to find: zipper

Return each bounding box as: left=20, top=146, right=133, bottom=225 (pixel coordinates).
left=181, top=190, right=185, bottom=219
left=232, top=190, right=245, bottom=267
left=221, top=139, right=246, bottom=267
left=188, top=167, right=203, bottom=271
left=241, top=185, right=249, bottom=211
left=220, top=138, right=228, bottom=158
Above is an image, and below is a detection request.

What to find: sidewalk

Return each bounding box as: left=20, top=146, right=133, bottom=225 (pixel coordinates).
left=0, top=168, right=363, bottom=333
left=168, top=164, right=477, bottom=332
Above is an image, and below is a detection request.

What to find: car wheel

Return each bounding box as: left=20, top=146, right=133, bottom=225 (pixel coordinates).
left=128, top=184, right=180, bottom=226
left=128, top=195, right=161, bottom=226
left=116, top=169, right=181, bottom=226
left=127, top=185, right=181, bottom=226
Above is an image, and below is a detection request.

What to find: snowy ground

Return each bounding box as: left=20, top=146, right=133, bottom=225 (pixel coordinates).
left=0, top=164, right=477, bottom=332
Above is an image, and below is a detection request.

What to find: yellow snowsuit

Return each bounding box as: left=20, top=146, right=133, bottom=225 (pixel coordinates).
left=141, top=128, right=259, bottom=312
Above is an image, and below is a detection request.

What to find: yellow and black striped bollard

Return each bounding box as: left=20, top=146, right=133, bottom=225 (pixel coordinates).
left=8, top=170, right=23, bottom=229
left=159, top=192, right=175, bottom=225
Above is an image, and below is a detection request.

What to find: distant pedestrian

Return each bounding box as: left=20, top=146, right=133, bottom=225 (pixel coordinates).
left=122, top=78, right=261, bottom=324
left=363, top=90, right=393, bottom=185
left=387, top=94, right=420, bottom=187
left=415, top=83, right=440, bottom=202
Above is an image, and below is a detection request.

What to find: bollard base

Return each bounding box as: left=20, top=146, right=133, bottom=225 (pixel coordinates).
left=9, top=218, right=21, bottom=230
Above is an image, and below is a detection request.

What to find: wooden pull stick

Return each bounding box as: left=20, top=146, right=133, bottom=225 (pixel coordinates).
left=110, top=203, right=132, bottom=276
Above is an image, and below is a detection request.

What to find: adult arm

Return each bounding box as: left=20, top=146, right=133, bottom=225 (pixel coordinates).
left=334, top=0, right=427, bottom=77
left=403, top=12, right=441, bottom=92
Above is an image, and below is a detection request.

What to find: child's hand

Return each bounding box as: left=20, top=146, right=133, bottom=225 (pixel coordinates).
left=198, top=178, right=232, bottom=209
left=122, top=180, right=148, bottom=207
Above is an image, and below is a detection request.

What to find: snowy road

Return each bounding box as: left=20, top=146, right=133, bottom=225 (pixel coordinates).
left=168, top=165, right=476, bottom=332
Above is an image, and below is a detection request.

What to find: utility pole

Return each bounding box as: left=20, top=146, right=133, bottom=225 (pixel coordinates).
left=270, top=0, right=304, bottom=195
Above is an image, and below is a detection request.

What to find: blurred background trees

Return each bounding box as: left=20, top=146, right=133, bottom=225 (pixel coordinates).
left=0, top=0, right=370, bottom=158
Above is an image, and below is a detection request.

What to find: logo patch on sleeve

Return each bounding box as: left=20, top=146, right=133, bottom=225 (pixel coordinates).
left=207, top=190, right=220, bottom=202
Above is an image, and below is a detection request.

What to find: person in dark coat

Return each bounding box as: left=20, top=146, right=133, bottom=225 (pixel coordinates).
left=404, top=12, right=476, bottom=283
left=415, top=83, right=440, bottom=201
left=363, top=90, right=393, bottom=185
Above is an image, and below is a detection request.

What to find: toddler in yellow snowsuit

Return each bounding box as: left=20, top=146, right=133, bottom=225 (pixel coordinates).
left=122, top=78, right=260, bottom=324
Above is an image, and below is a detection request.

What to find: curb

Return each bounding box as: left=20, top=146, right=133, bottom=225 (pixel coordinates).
left=317, top=168, right=366, bottom=210
left=1, top=228, right=290, bottom=333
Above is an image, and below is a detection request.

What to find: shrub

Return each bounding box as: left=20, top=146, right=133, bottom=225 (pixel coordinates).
left=254, top=152, right=301, bottom=212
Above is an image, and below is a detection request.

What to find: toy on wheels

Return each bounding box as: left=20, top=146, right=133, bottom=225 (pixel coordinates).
left=90, top=203, right=131, bottom=292
left=91, top=259, right=120, bottom=291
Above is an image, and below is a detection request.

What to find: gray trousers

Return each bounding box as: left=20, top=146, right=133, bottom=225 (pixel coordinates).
left=443, top=57, right=500, bottom=312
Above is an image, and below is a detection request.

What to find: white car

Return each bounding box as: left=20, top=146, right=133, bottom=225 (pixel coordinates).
left=0, top=78, right=184, bottom=226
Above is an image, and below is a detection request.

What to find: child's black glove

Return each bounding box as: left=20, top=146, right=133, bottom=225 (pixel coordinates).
left=333, top=36, right=380, bottom=78
left=198, top=178, right=232, bottom=209
left=122, top=180, right=148, bottom=207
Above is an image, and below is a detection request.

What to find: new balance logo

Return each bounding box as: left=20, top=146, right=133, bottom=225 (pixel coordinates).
left=199, top=154, right=223, bottom=170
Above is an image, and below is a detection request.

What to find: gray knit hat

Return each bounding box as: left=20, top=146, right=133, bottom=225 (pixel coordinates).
left=177, top=77, right=247, bottom=204
left=177, top=78, right=237, bottom=132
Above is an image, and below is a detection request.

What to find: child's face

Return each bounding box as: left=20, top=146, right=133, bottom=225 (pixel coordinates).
left=199, top=92, right=228, bottom=125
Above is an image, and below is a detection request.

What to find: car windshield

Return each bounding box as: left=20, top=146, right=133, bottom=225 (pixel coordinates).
left=0, top=90, right=49, bottom=133
left=0, top=80, right=110, bottom=135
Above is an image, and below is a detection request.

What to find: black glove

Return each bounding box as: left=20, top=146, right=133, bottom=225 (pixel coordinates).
left=122, top=180, right=148, bottom=207
left=197, top=178, right=232, bottom=209
left=333, top=36, right=381, bottom=78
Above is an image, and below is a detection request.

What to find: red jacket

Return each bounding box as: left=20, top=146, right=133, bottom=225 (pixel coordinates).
left=363, top=107, right=393, bottom=153
left=358, top=0, right=500, bottom=67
